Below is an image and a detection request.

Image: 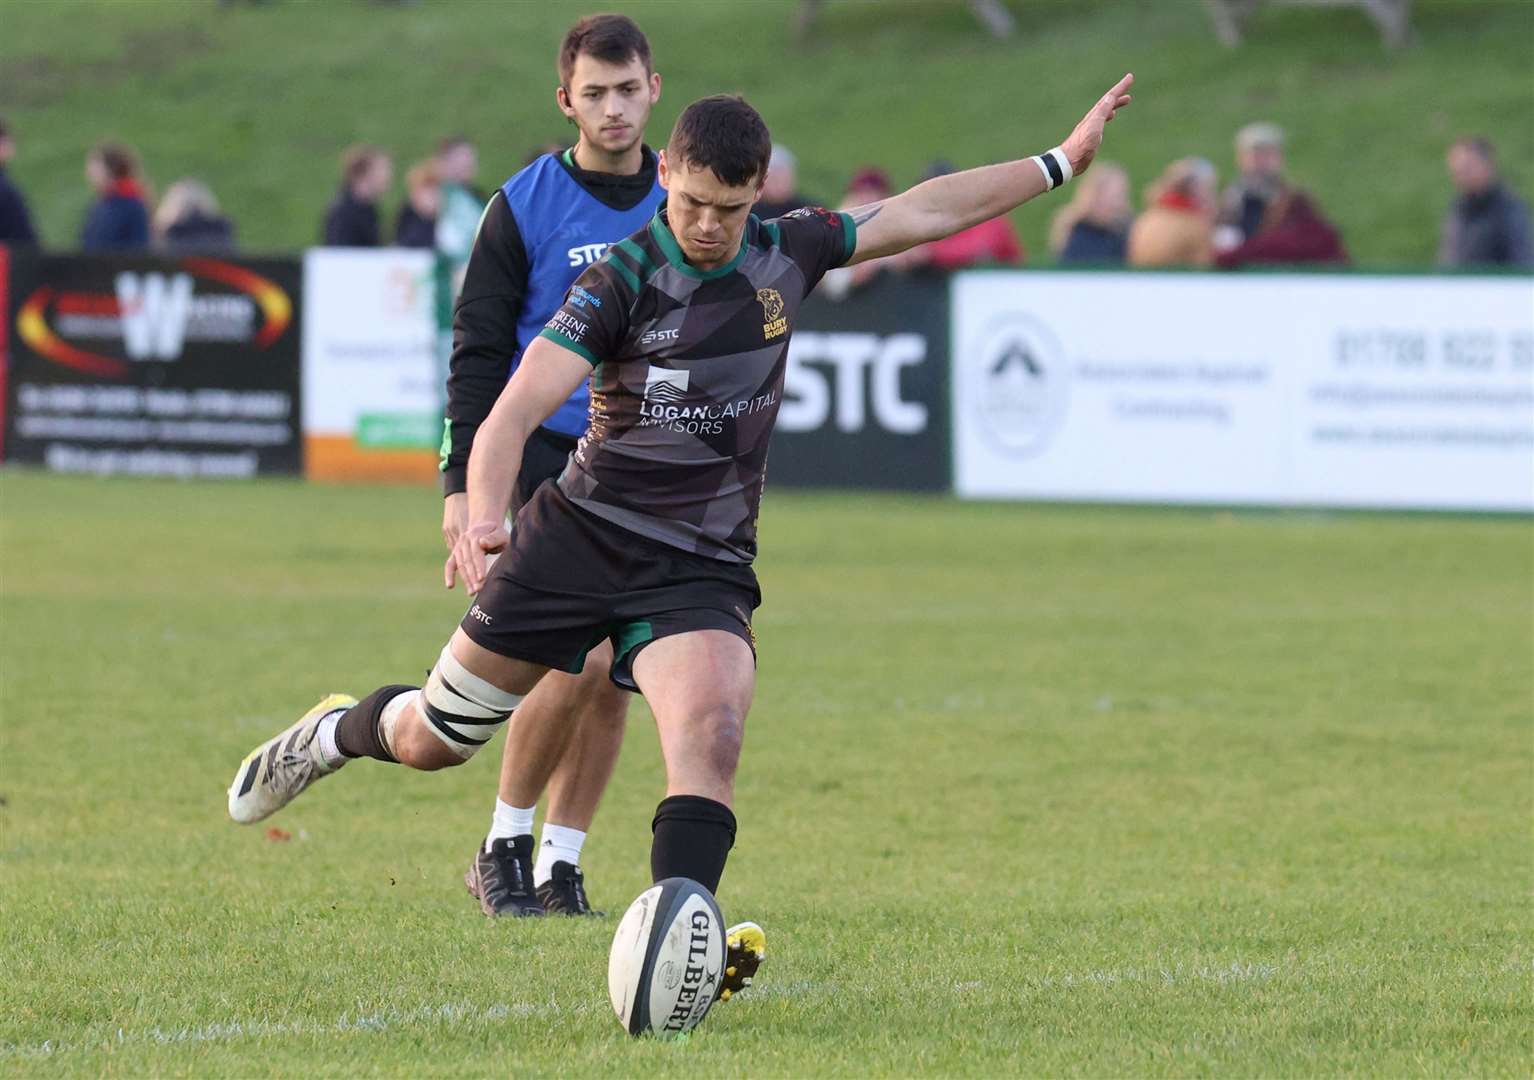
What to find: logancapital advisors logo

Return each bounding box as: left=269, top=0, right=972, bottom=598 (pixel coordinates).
left=970, top=313, right=1070, bottom=457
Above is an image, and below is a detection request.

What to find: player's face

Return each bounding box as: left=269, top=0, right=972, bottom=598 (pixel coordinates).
left=560, top=54, right=660, bottom=157
left=657, top=153, right=763, bottom=270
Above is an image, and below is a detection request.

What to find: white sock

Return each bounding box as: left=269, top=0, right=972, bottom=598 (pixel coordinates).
left=486, top=799, right=536, bottom=851
left=314, top=710, right=348, bottom=769
left=377, top=690, right=416, bottom=761
left=534, top=823, right=586, bottom=887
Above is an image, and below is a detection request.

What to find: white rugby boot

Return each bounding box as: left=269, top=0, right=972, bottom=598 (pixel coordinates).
left=227, top=693, right=356, bottom=824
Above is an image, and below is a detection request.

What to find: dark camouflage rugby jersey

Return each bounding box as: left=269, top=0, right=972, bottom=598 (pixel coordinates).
left=537, top=203, right=856, bottom=563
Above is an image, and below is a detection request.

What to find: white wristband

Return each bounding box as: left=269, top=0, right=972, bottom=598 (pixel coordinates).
left=1031, top=146, right=1074, bottom=191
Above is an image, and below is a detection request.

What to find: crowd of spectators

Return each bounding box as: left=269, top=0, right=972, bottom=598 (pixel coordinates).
left=0, top=115, right=1527, bottom=274
left=800, top=120, right=1529, bottom=299
left=0, top=126, right=493, bottom=256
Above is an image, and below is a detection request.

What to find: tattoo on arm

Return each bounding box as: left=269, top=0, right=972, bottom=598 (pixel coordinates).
left=849, top=202, right=884, bottom=226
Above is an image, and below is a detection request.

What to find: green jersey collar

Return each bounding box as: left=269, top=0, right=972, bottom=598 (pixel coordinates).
left=648, top=204, right=750, bottom=280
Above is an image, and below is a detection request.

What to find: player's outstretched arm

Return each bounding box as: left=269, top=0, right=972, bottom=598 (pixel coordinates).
left=847, top=73, right=1133, bottom=265
left=446, top=336, right=591, bottom=594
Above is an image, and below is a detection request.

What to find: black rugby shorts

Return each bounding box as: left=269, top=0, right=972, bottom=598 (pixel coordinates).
left=460, top=481, right=760, bottom=691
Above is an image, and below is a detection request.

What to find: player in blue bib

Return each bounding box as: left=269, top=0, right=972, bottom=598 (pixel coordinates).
left=438, top=15, right=664, bottom=919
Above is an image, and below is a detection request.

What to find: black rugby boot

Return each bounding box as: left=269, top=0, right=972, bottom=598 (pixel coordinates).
left=465, top=835, right=544, bottom=917
left=536, top=861, right=603, bottom=916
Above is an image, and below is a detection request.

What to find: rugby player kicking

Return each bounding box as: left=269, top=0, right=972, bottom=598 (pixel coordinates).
left=227, top=74, right=1133, bottom=1007
left=437, top=14, right=664, bottom=920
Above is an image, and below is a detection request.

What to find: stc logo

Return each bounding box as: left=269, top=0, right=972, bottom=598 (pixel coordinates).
left=16, top=258, right=291, bottom=378
left=779, top=332, right=928, bottom=434
left=567, top=242, right=610, bottom=267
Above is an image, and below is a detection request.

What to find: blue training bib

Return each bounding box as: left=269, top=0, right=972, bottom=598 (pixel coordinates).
left=501, top=153, right=665, bottom=438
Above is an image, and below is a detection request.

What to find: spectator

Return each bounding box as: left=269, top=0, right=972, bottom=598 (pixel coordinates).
left=1217, top=121, right=1286, bottom=245
left=1216, top=188, right=1348, bottom=268
left=841, top=166, right=890, bottom=210
left=0, top=117, right=39, bottom=246
left=322, top=145, right=392, bottom=247
left=80, top=141, right=150, bottom=251
left=394, top=159, right=439, bottom=248
left=1438, top=136, right=1533, bottom=268
left=433, top=137, right=483, bottom=263
left=153, top=179, right=235, bottom=253
left=436, top=135, right=483, bottom=202
left=820, top=166, right=895, bottom=298
left=905, top=159, right=1025, bottom=269
left=754, top=144, right=817, bottom=219
left=1049, top=161, right=1131, bottom=265
left=1128, top=157, right=1217, bottom=268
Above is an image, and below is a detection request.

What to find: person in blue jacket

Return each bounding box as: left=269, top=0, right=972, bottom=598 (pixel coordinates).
left=0, top=118, right=40, bottom=246
left=80, top=142, right=149, bottom=251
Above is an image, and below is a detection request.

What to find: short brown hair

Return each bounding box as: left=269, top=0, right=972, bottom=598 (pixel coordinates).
left=341, top=144, right=387, bottom=184
left=557, top=13, right=651, bottom=88
left=667, top=96, right=771, bottom=187
left=91, top=140, right=141, bottom=181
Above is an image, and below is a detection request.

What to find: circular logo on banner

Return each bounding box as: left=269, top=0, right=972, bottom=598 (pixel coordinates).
left=970, top=314, right=1070, bottom=457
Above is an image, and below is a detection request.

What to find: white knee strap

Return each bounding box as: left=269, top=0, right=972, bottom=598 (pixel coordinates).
left=420, top=646, right=524, bottom=760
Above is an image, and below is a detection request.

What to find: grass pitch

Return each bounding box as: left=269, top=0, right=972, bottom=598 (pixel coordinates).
left=1, top=472, right=1530, bottom=1076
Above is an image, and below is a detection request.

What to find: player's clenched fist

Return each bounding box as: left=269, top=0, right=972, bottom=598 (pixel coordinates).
left=445, top=521, right=510, bottom=594
left=1062, top=73, right=1134, bottom=177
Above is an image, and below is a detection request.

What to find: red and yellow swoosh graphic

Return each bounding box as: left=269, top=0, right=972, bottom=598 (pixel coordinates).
left=17, top=287, right=129, bottom=378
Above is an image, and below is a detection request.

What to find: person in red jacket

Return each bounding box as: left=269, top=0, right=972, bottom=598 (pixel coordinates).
left=1216, top=188, right=1347, bottom=268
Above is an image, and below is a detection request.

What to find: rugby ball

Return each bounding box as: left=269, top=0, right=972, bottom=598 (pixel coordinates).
left=608, top=877, right=726, bottom=1037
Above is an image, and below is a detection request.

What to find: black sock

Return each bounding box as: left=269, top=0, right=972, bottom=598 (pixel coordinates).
left=651, top=795, right=736, bottom=894
left=334, top=684, right=416, bottom=763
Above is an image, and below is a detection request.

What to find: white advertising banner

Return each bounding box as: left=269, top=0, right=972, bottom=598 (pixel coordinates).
left=952, top=272, right=1534, bottom=511
left=301, top=248, right=440, bottom=481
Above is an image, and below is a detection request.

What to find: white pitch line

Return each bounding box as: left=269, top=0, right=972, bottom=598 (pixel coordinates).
left=1042, top=961, right=1281, bottom=989
left=0, top=961, right=1284, bottom=1059
left=0, top=999, right=599, bottom=1060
